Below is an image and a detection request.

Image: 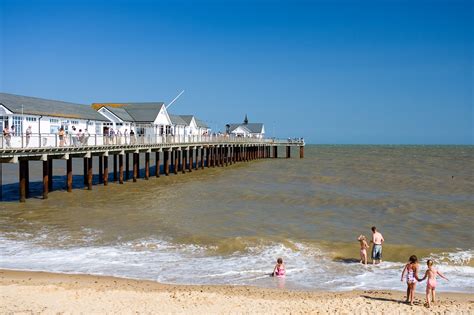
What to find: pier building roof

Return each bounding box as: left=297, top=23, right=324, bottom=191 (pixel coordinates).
left=169, top=114, right=187, bottom=126
left=228, top=123, right=264, bottom=134
left=92, top=102, right=166, bottom=123
left=0, top=93, right=108, bottom=121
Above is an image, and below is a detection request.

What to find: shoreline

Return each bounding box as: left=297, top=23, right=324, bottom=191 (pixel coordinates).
left=1, top=269, right=472, bottom=314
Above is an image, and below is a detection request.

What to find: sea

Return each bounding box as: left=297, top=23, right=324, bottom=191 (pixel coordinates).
left=0, top=145, right=473, bottom=293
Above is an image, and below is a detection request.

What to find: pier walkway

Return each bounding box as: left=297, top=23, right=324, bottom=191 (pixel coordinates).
left=0, top=135, right=304, bottom=202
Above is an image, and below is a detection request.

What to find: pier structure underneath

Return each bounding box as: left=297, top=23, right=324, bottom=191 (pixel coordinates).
left=2, top=139, right=304, bottom=202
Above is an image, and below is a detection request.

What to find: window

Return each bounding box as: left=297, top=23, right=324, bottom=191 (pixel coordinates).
left=70, top=120, right=79, bottom=125
left=26, top=117, right=37, bottom=122
left=88, top=121, right=95, bottom=125
left=116, top=123, right=123, bottom=126
left=95, top=122, right=101, bottom=134
left=12, top=116, right=23, bottom=135
left=50, top=119, right=59, bottom=124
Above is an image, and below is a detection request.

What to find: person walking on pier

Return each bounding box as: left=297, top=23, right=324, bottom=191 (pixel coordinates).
left=71, top=126, right=78, bottom=146
left=58, top=127, right=65, bottom=147
left=25, top=126, right=32, bottom=147
left=2, top=125, right=11, bottom=148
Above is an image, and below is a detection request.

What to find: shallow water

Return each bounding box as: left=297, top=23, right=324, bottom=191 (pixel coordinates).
left=1, top=145, right=473, bottom=292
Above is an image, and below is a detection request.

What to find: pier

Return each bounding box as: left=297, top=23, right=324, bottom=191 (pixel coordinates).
left=0, top=136, right=304, bottom=202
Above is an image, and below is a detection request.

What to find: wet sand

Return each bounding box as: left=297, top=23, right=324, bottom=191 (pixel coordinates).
left=1, top=269, right=472, bottom=314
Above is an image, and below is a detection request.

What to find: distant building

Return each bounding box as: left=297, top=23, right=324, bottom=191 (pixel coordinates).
left=0, top=92, right=108, bottom=147
left=226, top=114, right=265, bottom=138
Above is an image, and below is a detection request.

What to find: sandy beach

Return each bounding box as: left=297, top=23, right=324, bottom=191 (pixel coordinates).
left=1, top=269, right=472, bottom=314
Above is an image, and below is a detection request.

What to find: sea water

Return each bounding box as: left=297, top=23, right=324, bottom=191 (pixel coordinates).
left=0, top=145, right=473, bottom=293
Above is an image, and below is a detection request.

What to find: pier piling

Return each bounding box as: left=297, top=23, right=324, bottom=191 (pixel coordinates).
left=19, top=160, right=28, bottom=202
left=164, top=150, right=169, bottom=176
left=188, top=148, right=193, bottom=172
left=125, top=153, right=130, bottom=180
left=87, top=157, right=93, bottom=190
left=133, top=153, right=138, bottom=182
left=83, top=158, right=88, bottom=186
left=201, top=147, right=205, bottom=169
left=98, top=156, right=103, bottom=184
left=43, top=160, right=49, bottom=199
left=182, top=149, right=186, bottom=174
left=286, top=146, right=291, bottom=158
left=145, top=152, right=150, bottom=180
left=300, top=146, right=304, bottom=158
left=103, top=156, right=109, bottom=185
left=67, top=158, right=72, bottom=192
left=48, top=159, right=53, bottom=191
left=113, top=155, right=118, bottom=182
left=119, top=154, right=124, bottom=184
left=174, top=150, right=179, bottom=174
left=155, top=151, right=160, bottom=177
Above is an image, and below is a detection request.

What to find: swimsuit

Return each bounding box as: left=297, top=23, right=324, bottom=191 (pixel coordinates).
left=360, top=248, right=367, bottom=257
left=275, top=266, right=286, bottom=277
left=406, top=265, right=416, bottom=284
left=426, top=268, right=437, bottom=291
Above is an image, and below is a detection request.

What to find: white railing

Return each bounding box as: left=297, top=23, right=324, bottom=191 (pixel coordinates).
left=0, top=133, right=304, bottom=149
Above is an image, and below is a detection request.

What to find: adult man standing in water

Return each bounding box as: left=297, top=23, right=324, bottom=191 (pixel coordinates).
left=371, top=226, right=384, bottom=264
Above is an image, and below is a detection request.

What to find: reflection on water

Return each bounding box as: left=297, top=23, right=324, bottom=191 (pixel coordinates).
left=0, top=145, right=473, bottom=292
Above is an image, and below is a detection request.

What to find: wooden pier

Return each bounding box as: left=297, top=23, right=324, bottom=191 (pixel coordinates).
left=0, top=138, right=304, bottom=202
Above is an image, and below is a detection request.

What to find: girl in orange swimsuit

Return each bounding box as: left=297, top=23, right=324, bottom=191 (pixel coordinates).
left=419, top=260, right=449, bottom=308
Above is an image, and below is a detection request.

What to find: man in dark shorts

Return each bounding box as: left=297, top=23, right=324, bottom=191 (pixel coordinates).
left=371, top=226, right=384, bottom=264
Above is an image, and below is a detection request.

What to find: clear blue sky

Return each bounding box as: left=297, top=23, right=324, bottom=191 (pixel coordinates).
left=1, top=0, right=472, bottom=144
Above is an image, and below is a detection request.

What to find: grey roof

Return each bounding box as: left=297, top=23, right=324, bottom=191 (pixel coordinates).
left=169, top=114, right=187, bottom=126
left=195, top=118, right=208, bottom=128
left=228, top=122, right=264, bottom=133
left=0, top=92, right=108, bottom=121
left=94, top=102, right=165, bottom=123
left=179, top=115, right=194, bottom=126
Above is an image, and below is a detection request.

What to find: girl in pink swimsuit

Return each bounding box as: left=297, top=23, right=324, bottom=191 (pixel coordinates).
left=401, top=255, right=420, bottom=305
left=272, top=257, right=286, bottom=277
left=357, top=235, right=370, bottom=265
left=419, top=260, right=449, bottom=308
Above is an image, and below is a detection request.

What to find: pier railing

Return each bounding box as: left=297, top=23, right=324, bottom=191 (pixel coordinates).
left=1, top=133, right=304, bottom=150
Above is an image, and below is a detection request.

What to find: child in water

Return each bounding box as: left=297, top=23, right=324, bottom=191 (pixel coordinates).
left=272, top=257, right=286, bottom=277
left=357, top=235, right=370, bottom=265
left=419, top=260, right=449, bottom=308
left=400, top=255, right=420, bottom=305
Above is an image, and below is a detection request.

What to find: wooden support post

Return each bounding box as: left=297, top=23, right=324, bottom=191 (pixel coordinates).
left=66, top=158, right=72, bottom=192
left=133, top=153, right=138, bottom=182
left=286, top=146, right=291, bottom=158
left=194, top=147, right=198, bottom=170
left=119, top=154, right=124, bottom=184
left=182, top=149, right=186, bottom=174
left=201, top=147, right=205, bottom=169
left=145, top=152, right=150, bottom=180
left=19, top=160, right=27, bottom=202
left=155, top=151, right=160, bottom=177
left=83, top=158, right=88, bottom=187
left=174, top=150, right=179, bottom=174
left=273, top=146, right=278, bottom=158
left=113, top=154, right=118, bottom=181
left=206, top=147, right=210, bottom=167
left=43, top=160, right=49, bottom=199
left=87, top=157, right=93, bottom=190
left=125, top=153, right=130, bottom=180
left=188, top=148, right=193, bottom=172
left=300, top=146, right=304, bottom=158
left=164, top=150, right=170, bottom=176
left=103, top=156, right=109, bottom=185
left=225, top=147, right=228, bottom=166
left=25, top=161, right=29, bottom=197
left=48, top=159, right=53, bottom=191
left=98, top=155, right=103, bottom=184
left=136, top=152, right=140, bottom=179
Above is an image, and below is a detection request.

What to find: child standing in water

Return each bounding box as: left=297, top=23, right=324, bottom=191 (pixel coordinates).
left=419, top=260, right=449, bottom=308
left=272, top=258, right=286, bottom=277
left=401, top=255, right=420, bottom=305
left=357, top=235, right=370, bottom=265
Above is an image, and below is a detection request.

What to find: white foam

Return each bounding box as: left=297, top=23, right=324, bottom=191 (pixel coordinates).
left=0, top=237, right=472, bottom=293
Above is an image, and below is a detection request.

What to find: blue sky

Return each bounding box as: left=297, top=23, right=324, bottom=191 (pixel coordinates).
left=0, top=0, right=472, bottom=144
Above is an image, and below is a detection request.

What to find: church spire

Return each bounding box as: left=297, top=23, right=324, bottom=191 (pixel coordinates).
left=243, top=114, right=248, bottom=125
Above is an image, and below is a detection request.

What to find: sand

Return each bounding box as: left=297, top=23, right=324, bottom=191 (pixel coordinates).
left=1, top=269, right=472, bottom=314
